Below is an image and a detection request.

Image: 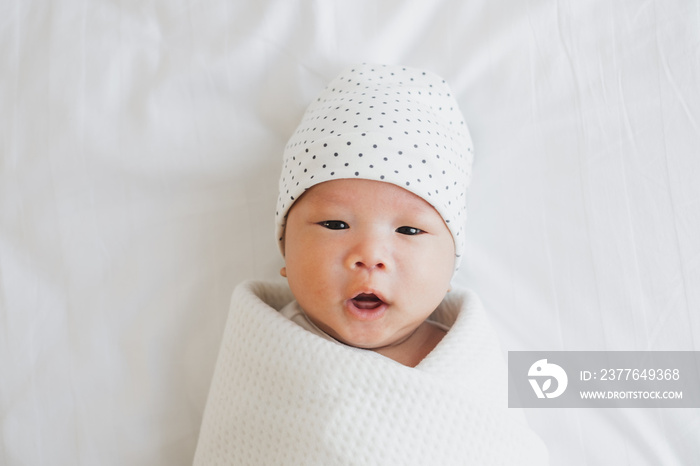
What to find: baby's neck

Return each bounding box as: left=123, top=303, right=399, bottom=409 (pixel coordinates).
left=373, top=321, right=446, bottom=367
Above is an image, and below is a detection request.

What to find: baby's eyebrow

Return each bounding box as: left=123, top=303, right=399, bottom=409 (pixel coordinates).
left=313, top=192, right=350, bottom=208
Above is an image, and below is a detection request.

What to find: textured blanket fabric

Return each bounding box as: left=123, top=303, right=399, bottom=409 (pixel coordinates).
left=193, top=281, right=548, bottom=465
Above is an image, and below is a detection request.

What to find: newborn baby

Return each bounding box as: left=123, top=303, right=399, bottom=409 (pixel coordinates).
left=193, top=64, right=549, bottom=465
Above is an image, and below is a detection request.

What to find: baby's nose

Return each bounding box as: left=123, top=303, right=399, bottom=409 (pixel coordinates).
left=346, top=238, right=389, bottom=271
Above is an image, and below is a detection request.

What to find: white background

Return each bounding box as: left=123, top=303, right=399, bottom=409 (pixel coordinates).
left=1, top=1, right=699, bottom=464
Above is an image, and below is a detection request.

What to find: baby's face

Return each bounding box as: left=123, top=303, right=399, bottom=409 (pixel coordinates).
left=283, top=178, right=455, bottom=350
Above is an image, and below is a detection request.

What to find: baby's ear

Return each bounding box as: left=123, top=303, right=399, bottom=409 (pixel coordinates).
left=280, top=267, right=287, bottom=277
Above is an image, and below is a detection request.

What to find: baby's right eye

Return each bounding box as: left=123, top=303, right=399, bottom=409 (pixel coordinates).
left=319, top=220, right=349, bottom=230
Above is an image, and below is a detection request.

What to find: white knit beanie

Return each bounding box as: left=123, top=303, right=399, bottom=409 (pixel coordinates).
left=276, top=64, right=474, bottom=270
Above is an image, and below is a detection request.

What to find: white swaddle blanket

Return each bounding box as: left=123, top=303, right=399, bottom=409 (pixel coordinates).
left=193, top=280, right=548, bottom=465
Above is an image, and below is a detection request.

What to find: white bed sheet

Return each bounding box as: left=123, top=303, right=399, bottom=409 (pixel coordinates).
left=1, top=1, right=698, bottom=465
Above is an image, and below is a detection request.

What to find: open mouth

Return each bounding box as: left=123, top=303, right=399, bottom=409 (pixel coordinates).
left=345, top=291, right=388, bottom=321
left=350, top=293, right=385, bottom=310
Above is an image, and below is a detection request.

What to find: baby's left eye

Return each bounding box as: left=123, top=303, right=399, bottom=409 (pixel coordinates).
left=319, top=220, right=349, bottom=230
left=396, top=226, right=423, bottom=236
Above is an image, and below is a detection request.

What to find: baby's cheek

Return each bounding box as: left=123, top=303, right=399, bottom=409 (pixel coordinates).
left=423, top=251, right=454, bottom=288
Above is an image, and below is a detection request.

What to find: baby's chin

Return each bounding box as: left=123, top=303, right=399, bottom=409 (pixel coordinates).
left=330, top=326, right=418, bottom=352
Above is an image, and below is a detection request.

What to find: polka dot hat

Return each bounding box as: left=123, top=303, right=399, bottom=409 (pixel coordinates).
left=276, top=64, right=474, bottom=270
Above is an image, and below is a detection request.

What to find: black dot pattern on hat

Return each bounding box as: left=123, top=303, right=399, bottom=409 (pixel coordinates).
left=276, top=64, right=474, bottom=271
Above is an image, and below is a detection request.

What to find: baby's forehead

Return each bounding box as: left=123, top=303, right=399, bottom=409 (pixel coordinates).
left=301, top=178, right=440, bottom=214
